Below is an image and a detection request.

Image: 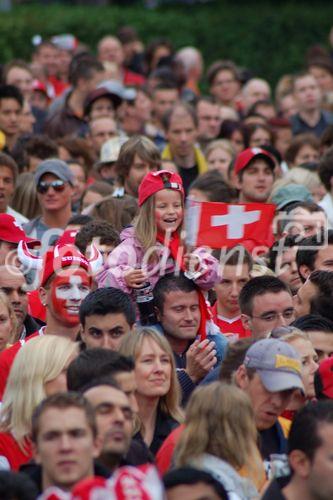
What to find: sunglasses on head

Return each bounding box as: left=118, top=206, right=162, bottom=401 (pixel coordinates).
left=37, top=179, right=66, bottom=194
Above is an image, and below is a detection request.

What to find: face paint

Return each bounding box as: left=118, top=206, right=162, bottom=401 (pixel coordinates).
left=50, top=269, right=91, bottom=326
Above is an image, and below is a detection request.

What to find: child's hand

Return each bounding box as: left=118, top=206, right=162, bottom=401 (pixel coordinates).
left=124, top=268, right=147, bottom=288
left=183, top=253, right=201, bottom=273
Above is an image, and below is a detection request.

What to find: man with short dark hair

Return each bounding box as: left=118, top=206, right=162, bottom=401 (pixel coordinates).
left=296, top=230, right=333, bottom=282
left=23, top=159, right=74, bottom=241
left=234, top=147, right=275, bottom=203
left=268, top=235, right=302, bottom=295
left=292, top=314, right=333, bottom=361
left=212, top=246, right=252, bottom=339
left=291, top=72, right=333, bottom=137
left=79, top=287, right=135, bottom=351
left=164, top=467, right=228, bottom=500
left=154, top=274, right=227, bottom=400
left=196, top=96, right=222, bottom=151
left=31, top=392, right=100, bottom=493
left=67, top=349, right=153, bottom=466
left=45, top=55, right=104, bottom=138
left=162, top=102, right=207, bottom=193
left=239, top=275, right=295, bottom=338
left=75, top=220, right=120, bottom=263
left=0, top=85, right=23, bottom=152
left=83, top=378, right=133, bottom=472
left=145, top=82, right=179, bottom=151
left=262, top=400, right=333, bottom=499
left=88, top=116, right=118, bottom=158
left=294, top=270, right=333, bottom=322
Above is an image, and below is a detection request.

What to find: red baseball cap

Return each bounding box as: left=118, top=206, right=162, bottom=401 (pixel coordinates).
left=0, top=214, right=39, bottom=247
left=138, top=170, right=184, bottom=206
left=234, top=147, right=275, bottom=175
left=315, top=357, right=333, bottom=399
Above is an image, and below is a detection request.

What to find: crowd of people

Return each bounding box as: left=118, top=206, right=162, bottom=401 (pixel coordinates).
left=1, top=24, right=333, bottom=500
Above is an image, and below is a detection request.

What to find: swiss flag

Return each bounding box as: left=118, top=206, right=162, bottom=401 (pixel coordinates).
left=186, top=200, right=276, bottom=250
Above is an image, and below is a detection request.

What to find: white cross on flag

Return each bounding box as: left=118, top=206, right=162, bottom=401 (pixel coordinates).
left=185, top=200, right=276, bottom=249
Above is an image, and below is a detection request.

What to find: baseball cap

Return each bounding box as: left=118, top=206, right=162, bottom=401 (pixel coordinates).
left=315, top=357, right=333, bottom=399
left=244, top=338, right=304, bottom=392
left=234, top=147, right=275, bottom=175
left=270, top=184, right=313, bottom=210
left=138, top=170, right=184, bottom=207
left=98, top=137, right=126, bottom=166
left=97, top=80, right=137, bottom=102
left=84, top=86, right=123, bottom=116
left=0, top=214, right=39, bottom=247
left=34, top=159, right=74, bottom=186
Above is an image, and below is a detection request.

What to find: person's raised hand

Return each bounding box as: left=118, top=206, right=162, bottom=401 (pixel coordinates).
left=185, top=338, right=217, bottom=383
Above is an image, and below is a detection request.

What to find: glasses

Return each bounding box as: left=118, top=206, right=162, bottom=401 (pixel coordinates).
left=250, top=308, right=295, bottom=323
left=37, top=180, right=66, bottom=194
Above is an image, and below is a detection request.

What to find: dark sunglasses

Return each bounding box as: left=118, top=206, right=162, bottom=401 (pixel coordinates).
left=37, top=180, right=66, bottom=194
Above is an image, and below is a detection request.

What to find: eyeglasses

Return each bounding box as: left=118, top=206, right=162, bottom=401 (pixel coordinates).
left=250, top=308, right=295, bottom=323
left=37, top=180, right=66, bottom=194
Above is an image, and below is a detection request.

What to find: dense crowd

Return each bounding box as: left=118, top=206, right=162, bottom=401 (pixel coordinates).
left=1, top=24, right=333, bottom=500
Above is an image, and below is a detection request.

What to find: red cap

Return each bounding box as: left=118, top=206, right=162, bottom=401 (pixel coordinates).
left=315, top=357, right=333, bottom=399
left=138, top=170, right=184, bottom=206
left=0, top=214, right=39, bottom=247
left=40, top=244, right=90, bottom=287
left=234, top=147, right=275, bottom=175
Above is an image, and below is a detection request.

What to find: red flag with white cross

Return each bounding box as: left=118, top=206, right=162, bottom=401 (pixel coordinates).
left=185, top=199, right=276, bottom=250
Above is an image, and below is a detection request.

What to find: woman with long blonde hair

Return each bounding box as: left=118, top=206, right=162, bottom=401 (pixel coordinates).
left=0, top=335, right=78, bottom=470
left=174, top=382, right=265, bottom=498
left=119, top=327, right=183, bottom=455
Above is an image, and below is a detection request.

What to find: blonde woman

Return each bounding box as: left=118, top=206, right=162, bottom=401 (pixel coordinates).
left=275, top=329, right=319, bottom=418
left=205, top=139, right=236, bottom=180
left=0, top=291, right=18, bottom=352
left=119, top=328, right=183, bottom=455
left=0, top=335, right=77, bottom=470
left=174, top=383, right=265, bottom=498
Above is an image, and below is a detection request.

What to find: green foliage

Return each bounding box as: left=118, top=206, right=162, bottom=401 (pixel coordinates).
left=1, top=1, right=333, bottom=86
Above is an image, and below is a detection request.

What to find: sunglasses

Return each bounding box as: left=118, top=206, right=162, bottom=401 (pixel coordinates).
left=37, top=180, right=66, bottom=194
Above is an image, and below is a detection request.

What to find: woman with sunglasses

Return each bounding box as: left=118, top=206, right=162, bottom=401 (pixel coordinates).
left=23, top=159, right=75, bottom=241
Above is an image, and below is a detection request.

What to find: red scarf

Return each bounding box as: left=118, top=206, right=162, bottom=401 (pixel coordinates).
left=157, top=231, right=208, bottom=339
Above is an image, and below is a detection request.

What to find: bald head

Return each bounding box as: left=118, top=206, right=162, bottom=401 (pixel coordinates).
left=175, top=47, right=203, bottom=79
left=242, top=78, right=271, bottom=111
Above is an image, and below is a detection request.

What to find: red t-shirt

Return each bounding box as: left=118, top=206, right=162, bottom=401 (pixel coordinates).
left=0, top=433, right=32, bottom=471
left=156, top=425, right=184, bottom=475
left=0, top=329, right=43, bottom=400
left=211, top=303, right=251, bottom=340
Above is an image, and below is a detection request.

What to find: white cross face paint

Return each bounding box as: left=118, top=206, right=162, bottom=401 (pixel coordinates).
left=51, top=269, right=91, bottom=326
